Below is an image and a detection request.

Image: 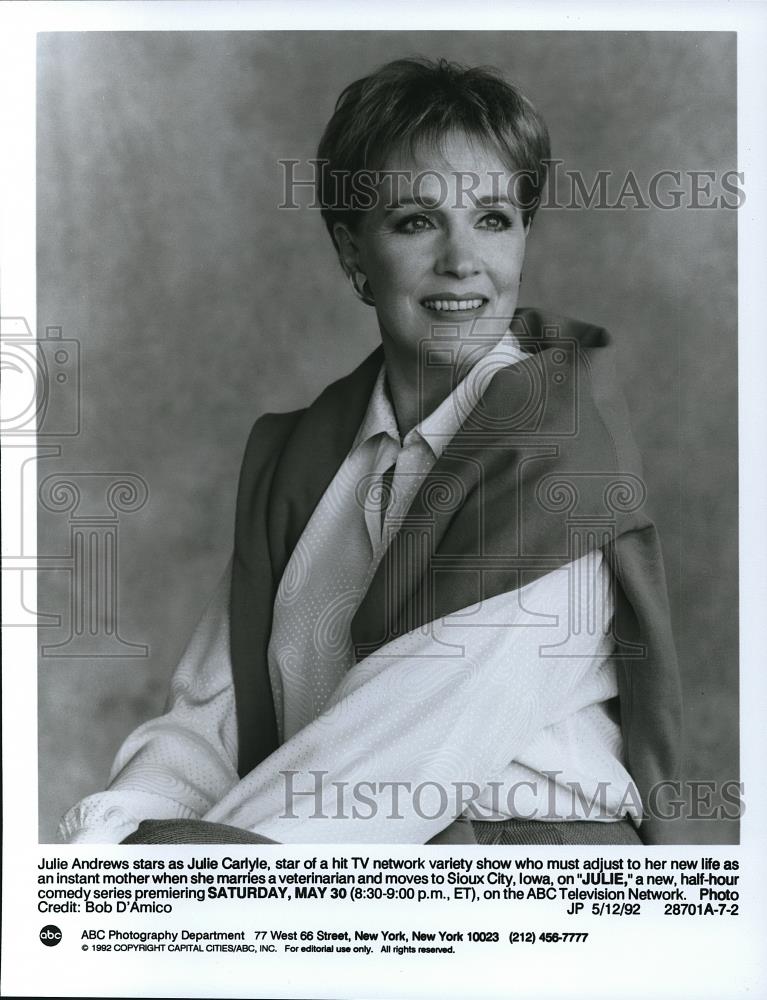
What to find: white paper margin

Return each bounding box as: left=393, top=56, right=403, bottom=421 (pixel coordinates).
left=2, top=2, right=766, bottom=998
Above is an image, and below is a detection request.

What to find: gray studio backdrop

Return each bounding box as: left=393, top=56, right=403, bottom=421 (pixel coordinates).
left=37, top=31, right=737, bottom=842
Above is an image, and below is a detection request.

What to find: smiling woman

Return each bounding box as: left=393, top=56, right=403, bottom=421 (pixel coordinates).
left=59, top=57, right=682, bottom=847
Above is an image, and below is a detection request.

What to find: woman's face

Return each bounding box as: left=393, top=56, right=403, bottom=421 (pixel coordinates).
left=337, top=131, right=529, bottom=366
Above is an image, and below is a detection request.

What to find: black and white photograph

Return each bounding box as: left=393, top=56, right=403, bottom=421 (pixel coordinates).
left=2, top=3, right=766, bottom=999
left=37, top=29, right=737, bottom=847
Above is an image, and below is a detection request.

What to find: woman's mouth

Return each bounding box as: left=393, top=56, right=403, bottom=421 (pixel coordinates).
left=420, top=295, right=488, bottom=313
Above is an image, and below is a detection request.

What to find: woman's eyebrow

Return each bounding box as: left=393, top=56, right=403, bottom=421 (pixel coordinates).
left=384, top=194, right=443, bottom=212
left=474, top=194, right=516, bottom=207
left=384, top=193, right=517, bottom=213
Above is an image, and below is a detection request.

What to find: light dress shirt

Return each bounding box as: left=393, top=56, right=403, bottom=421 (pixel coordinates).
left=60, top=332, right=640, bottom=844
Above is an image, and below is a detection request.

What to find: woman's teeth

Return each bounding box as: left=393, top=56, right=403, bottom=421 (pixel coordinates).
left=422, top=298, right=485, bottom=312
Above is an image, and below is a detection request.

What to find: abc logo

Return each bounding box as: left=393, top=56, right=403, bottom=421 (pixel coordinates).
left=40, top=925, right=62, bottom=947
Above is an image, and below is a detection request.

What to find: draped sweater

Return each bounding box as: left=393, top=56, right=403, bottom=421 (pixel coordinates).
left=229, top=307, right=683, bottom=844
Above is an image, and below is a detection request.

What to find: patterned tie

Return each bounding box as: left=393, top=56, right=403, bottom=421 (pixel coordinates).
left=380, top=462, right=396, bottom=537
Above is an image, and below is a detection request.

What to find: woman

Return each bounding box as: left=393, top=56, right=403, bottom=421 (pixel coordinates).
left=60, top=57, right=681, bottom=846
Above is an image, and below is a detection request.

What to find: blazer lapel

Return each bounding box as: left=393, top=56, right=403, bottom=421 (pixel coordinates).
left=267, top=345, right=384, bottom=572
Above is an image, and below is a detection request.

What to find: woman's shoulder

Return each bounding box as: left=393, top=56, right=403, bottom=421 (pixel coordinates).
left=513, top=305, right=611, bottom=349
left=242, top=408, right=305, bottom=456
left=235, top=409, right=305, bottom=504
left=511, top=306, right=627, bottom=419
left=486, top=307, right=643, bottom=479
left=236, top=345, right=385, bottom=501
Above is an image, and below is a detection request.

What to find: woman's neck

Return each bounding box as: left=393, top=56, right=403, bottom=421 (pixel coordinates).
left=379, top=346, right=437, bottom=439
left=381, top=335, right=500, bottom=440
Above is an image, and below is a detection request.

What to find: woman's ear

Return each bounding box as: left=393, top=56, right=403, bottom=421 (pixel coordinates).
left=333, top=222, right=360, bottom=276
left=334, top=221, right=375, bottom=306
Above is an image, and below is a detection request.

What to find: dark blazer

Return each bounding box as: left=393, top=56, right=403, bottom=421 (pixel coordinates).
left=229, top=307, right=683, bottom=844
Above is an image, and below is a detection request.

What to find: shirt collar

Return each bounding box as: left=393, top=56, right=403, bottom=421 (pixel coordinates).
left=353, top=330, right=528, bottom=459
left=352, top=365, right=401, bottom=451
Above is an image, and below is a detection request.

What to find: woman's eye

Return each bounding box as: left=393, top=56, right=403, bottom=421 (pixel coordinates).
left=477, top=212, right=512, bottom=231
left=397, top=214, right=435, bottom=234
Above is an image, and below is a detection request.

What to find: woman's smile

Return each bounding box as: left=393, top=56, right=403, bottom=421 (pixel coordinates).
left=420, top=293, right=489, bottom=313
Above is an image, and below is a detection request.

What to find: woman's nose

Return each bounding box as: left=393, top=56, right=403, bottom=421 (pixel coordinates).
left=434, top=229, right=480, bottom=279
